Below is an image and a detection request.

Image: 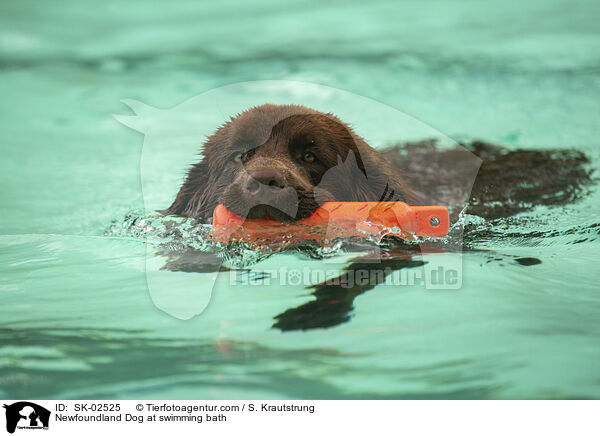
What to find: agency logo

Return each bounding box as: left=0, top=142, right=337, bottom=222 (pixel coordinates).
left=3, top=402, right=50, bottom=434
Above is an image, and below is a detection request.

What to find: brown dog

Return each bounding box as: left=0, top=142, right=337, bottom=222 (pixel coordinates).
left=163, top=103, right=592, bottom=225
left=162, top=104, right=417, bottom=222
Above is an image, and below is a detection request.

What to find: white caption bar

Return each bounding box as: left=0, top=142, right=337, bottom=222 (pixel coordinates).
left=1, top=400, right=597, bottom=436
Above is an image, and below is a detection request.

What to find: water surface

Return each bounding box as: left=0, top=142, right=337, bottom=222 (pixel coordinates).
left=1, top=0, right=599, bottom=399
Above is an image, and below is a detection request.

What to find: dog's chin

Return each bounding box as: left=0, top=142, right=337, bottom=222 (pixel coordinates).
left=224, top=200, right=320, bottom=222
left=221, top=185, right=335, bottom=222
left=222, top=195, right=327, bottom=222
left=246, top=204, right=296, bottom=221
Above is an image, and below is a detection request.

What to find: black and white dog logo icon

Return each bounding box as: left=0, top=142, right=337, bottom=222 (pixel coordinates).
left=3, top=402, right=50, bottom=434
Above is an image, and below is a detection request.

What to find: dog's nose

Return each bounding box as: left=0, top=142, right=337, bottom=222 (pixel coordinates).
left=244, top=169, right=287, bottom=195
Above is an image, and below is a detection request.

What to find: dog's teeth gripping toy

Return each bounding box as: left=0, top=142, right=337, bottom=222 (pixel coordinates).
left=210, top=201, right=449, bottom=246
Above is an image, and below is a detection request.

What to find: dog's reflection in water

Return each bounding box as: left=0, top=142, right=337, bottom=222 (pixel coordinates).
left=272, top=245, right=426, bottom=331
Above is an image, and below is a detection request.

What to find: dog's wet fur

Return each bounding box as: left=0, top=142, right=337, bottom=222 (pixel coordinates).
left=162, top=104, right=417, bottom=222
left=161, top=103, right=594, bottom=331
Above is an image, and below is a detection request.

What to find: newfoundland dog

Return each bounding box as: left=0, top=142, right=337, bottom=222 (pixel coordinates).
left=162, top=104, right=420, bottom=222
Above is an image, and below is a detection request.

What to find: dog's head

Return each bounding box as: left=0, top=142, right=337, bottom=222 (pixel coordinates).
left=163, top=104, right=414, bottom=222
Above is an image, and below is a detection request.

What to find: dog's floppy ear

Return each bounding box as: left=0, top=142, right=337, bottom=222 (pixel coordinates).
left=161, top=122, right=231, bottom=220
left=159, top=159, right=215, bottom=219
left=316, top=150, right=418, bottom=204
left=361, top=170, right=421, bottom=205
left=349, top=142, right=421, bottom=205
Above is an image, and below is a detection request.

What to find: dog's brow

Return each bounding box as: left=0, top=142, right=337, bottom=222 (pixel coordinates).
left=232, top=119, right=276, bottom=147
left=231, top=137, right=260, bottom=152
left=288, top=130, right=317, bottom=146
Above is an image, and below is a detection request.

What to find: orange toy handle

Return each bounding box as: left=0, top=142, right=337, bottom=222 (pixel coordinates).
left=211, top=202, right=449, bottom=245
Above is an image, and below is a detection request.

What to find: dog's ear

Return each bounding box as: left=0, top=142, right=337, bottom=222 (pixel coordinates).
left=349, top=143, right=421, bottom=205
left=359, top=171, right=421, bottom=205
left=346, top=172, right=405, bottom=203
left=161, top=123, right=231, bottom=220
left=317, top=150, right=418, bottom=204
left=159, top=159, right=215, bottom=219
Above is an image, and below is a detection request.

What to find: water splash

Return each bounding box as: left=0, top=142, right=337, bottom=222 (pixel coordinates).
left=104, top=209, right=457, bottom=269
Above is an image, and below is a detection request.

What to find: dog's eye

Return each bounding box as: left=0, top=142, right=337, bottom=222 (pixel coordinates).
left=303, top=151, right=316, bottom=163
left=233, top=153, right=243, bottom=163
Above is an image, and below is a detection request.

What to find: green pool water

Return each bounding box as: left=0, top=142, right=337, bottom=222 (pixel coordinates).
left=1, top=0, right=599, bottom=399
